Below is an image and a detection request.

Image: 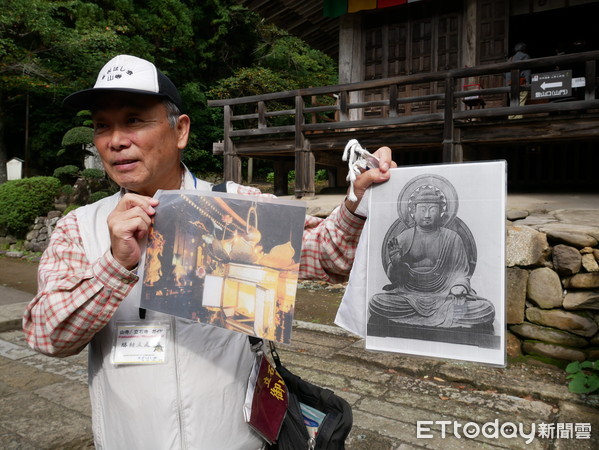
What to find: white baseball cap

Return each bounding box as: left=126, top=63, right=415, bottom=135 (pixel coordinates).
left=64, top=55, right=183, bottom=111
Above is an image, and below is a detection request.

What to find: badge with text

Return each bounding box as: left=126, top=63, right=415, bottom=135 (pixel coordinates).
left=112, top=323, right=169, bottom=365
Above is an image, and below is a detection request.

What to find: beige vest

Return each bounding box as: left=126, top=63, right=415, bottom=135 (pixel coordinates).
left=75, top=172, right=262, bottom=449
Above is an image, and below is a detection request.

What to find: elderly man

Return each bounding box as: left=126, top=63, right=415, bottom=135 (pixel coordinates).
left=23, top=55, right=394, bottom=449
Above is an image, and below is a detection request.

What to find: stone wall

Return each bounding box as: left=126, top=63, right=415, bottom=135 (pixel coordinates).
left=24, top=211, right=63, bottom=253
left=0, top=211, right=62, bottom=256
left=506, top=209, right=599, bottom=364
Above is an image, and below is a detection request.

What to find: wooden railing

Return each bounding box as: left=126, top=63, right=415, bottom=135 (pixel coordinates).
left=208, top=51, right=599, bottom=195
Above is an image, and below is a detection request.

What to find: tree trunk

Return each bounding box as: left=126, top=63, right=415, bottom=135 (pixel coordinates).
left=0, top=94, right=8, bottom=184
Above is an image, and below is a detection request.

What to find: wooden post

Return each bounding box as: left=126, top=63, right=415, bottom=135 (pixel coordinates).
left=258, top=101, right=266, bottom=129
left=336, top=166, right=349, bottom=188
left=294, top=95, right=305, bottom=197
left=389, top=84, right=398, bottom=118
left=585, top=60, right=596, bottom=101
left=247, top=158, right=253, bottom=184
left=462, top=0, right=477, bottom=80
left=293, top=95, right=314, bottom=198
left=223, top=105, right=241, bottom=182
left=442, top=75, right=459, bottom=162
left=452, top=128, right=463, bottom=162
left=305, top=148, right=315, bottom=197
left=339, top=13, right=363, bottom=121
left=461, top=0, right=478, bottom=108
left=273, top=160, right=288, bottom=196
left=509, top=69, right=520, bottom=108
left=24, top=93, right=30, bottom=177
left=339, top=91, right=349, bottom=122
left=327, top=169, right=336, bottom=188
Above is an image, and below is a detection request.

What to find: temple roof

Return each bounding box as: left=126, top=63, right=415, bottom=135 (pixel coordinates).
left=242, top=0, right=340, bottom=57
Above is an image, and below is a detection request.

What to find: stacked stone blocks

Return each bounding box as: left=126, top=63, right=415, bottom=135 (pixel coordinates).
left=506, top=211, right=599, bottom=364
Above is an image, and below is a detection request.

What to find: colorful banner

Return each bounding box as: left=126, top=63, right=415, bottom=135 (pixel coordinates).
left=323, top=0, right=347, bottom=18
left=378, top=0, right=408, bottom=8
left=348, top=0, right=377, bottom=14
left=324, top=0, right=419, bottom=18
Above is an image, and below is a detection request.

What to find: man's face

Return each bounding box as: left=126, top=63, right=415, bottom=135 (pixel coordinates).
left=92, top=93, right=190, bottom=197
left=414, top=202, right=441, bottom=230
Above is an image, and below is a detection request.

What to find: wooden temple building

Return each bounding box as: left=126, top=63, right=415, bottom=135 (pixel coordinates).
left=208, top=0, right=599, bottom=196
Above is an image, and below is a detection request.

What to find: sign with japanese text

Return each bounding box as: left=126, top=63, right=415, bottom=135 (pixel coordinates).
left=531, top=70, right=572, bottom=99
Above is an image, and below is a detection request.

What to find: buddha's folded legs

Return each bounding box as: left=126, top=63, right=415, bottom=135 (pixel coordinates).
left=368, top=292, right=417, bottom=319
left=368, top=292, right=495, bottom=329
left=452, top=298, right=495, bottom=327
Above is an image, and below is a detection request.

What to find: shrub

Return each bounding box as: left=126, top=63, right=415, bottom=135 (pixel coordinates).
left=63, top=204, right=80, bottom=215
left=80, top=168, right=105, bottom=180
left=61, top=127, right=94, bottom=147
left=0, top=177, right=61, bottom=236
left=265, top=170, right=295, bottom=184
left=61, top=184, right=74, bottom=195
left=53, top=165, right=80, bottom=184
left=316, top=169, right=328, bottom=181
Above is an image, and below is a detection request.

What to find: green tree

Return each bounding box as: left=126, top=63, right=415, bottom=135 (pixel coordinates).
left=208, top=23, right=338, bottom=181
left=210, top=24, right=337, bottom=100
left=1, top=0, right=262, bottom=180
left=59, top=126, right=94, bottom=167
left=0, top=0, right=122, bottom=182
left=1, top=0, right=335, bottom=182
left=255, top=24, right=338, bottom=89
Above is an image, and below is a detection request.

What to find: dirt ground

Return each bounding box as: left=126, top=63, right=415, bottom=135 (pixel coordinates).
left=0, top=256, right=342, bottom=326
left=0, top=257, right=39, bottom=295
left=294, top=285, right=343, bottom=326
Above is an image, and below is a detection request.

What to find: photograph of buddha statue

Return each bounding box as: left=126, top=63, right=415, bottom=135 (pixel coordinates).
left=365, top=164, right=505, bottom=362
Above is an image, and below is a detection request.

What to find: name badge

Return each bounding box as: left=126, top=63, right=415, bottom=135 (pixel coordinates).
left=112, top=323, right=169, bottom=365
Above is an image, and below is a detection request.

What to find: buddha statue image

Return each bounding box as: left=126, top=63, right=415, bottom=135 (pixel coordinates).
left=368, top=178, right=496, bottom=343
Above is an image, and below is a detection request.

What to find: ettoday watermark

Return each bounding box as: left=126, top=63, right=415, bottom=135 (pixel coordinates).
left=416, top=420, right=592, bottom=444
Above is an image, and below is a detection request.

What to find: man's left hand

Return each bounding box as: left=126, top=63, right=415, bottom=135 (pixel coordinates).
left=345, top=146, right=396, bottom=214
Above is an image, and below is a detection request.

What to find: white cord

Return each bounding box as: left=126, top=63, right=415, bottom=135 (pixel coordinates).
left=342, top=139, right=379, bottom=202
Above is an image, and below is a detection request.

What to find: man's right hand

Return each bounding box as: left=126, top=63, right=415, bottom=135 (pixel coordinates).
left=107, top=193, right=159, bottom=270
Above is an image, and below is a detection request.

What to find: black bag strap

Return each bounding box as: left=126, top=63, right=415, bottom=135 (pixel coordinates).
left=268, top=340, right=282, bottom=369
left=248, top=336, right=263, bottom=353
left=212, top=181, right=228, bottom=192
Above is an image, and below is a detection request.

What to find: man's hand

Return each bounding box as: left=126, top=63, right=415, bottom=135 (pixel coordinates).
left=107, top=193, right=159, bottom=270
left=345, top=146, right=396, bottom=214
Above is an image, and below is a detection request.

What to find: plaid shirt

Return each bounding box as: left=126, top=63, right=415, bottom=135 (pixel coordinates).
left=23, top=184, right=365, bottom=356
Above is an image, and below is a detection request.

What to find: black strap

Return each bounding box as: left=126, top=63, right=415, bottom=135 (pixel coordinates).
left=212, top=182, right=228, bottom=192
left=268, top=340, right=282, bottom=369
left=248, top=336, right=262, bottom=346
